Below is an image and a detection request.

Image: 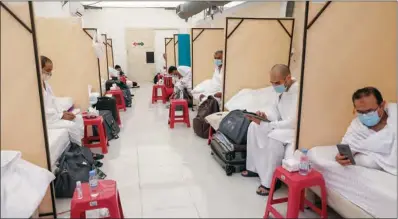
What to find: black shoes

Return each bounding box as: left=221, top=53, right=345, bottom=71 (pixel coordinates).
left=93, top=153, right=104, bottom=160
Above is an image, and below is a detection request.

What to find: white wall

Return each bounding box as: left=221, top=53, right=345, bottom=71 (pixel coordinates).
left=82, top=8, right=192, bottom=71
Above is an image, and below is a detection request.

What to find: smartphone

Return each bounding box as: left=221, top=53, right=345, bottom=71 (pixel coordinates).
left=243, top=112, right=269, bottom=122
left=336, top=144, right=356, bottom=165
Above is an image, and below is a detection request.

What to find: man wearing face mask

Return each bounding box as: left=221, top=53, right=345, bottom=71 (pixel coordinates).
left=192, top=50, right=223, bottom=105
left=41, top=56, right=85, bottom=146
left=242, top=64, right=298, bottom=196
left=336, top=87, right=396, bottom=174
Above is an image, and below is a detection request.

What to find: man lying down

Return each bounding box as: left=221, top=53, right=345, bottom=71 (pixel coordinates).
left=335, top=87, right=396, bottom=175
left=191, top=50, right=223, bottom=105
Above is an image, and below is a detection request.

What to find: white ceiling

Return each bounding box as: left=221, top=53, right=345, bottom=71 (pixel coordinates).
left=81, top=1, right=184, bottom=8
left=81, top=1, right=246, bottom=8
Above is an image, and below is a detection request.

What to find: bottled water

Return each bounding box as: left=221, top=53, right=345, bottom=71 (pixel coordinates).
left=89, top=170, right=99, bottom=198
left=299, top=149, right=310, bottom=176
left=76, top=181, right=83, bottom=199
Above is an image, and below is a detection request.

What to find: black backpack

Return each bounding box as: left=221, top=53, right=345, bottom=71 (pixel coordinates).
left=193, top=96, right=220, bottom=138
left=218, top=110, right=251, bottom=145
left=54, top=144, right=94, bottom=198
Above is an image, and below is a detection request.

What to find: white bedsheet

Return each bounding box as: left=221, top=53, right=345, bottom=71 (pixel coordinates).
left=1, top=150, right=55, bottom=218
left=224, top=86, right=276, bottom=112
left=48, top=128, right=70, bottom=171
left=308, top=146, right=397, bottom=218
left=56, top=97, right=73, bottom=111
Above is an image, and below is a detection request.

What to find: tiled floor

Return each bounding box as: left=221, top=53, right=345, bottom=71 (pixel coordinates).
left=56, top=83, right=337, bottom=218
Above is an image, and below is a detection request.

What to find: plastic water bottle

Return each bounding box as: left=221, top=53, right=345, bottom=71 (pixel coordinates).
left=89, top=170, right=99, bottom=198
left=299, top=149, right=310, bottom=176
left=76, top=181, right=83, bottom=199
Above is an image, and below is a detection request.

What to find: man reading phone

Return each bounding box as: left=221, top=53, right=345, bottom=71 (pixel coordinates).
left=335, top=87, right=396, bottom=175
left=242, top=64, right=299, bottom=196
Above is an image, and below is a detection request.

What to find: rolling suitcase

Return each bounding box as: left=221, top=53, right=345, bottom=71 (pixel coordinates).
left=210, top=131, right=246, bottom=176
left=95, top=96, right=118, bottom=122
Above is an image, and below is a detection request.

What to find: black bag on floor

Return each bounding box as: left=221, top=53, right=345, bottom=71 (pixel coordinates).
left=96, top=96, right=118, bottom=122
left=54, top=143, right=94, bottom=198
left=122, top=88, right=132, bottom=107
left=218, top=110, right=251, bottom=145
left=193, top=96, right=220, bottom=138
left=175, top=88, right=193, bottom=111
left=93, top=110, right=120, bottom=140
left=210, top=131, right=246, bottom=176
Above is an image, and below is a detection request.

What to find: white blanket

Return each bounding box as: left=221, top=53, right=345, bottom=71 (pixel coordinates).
left=342, top=103, right=397, bottom=175
left=1, top=150, right=55, bottom=218
left=224, top=86, right=276, bottom=112
left=307, top=146, right=397, bottom=218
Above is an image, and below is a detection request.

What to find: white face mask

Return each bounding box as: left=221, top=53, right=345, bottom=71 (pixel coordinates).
left=42, top=73, right=51, bottom=81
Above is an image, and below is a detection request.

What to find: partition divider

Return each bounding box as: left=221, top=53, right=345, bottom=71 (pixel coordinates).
left=1, top=2, right=56, bottom=217
left=222, top=17, right=295, bottom=110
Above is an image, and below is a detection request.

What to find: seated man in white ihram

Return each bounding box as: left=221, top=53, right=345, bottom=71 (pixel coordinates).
left=242, top=64, right=299, bottom=196
left=335, top=87, right=396, bottom=174
left=41, top=56, right=84, bottom=146
left=168, top=65, right=193, bottom=97
left=191, top=50, right=223, bottom=105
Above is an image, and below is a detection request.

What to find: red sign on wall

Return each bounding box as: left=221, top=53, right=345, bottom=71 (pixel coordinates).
left=132, top=42, right=144, bottom=46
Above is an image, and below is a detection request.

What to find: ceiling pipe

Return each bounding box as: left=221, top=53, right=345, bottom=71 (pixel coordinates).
left=176, top=1, right=229, bottom=20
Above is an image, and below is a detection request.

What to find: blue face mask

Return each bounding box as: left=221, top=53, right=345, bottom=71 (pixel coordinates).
left=214, top=59, right=222, bottom=67
left=273, top=84, right=286, bottom=93
left=358, top=110, right=381, bottom=127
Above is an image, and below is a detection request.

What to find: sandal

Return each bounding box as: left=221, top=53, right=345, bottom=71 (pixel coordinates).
left=256, top=185, right=270, bottom=196
left=93, top=153, right=104, bottom=160
left=241, top=170, right=259, bottom=177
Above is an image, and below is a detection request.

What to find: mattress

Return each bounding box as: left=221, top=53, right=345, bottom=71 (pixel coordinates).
left=307, top=146, right=397, bottom=218
left=47, top=128, right=70, bottom=171
left=1, top=150, right=55, bottom=218
left=224, top=86, right=276, bottom=112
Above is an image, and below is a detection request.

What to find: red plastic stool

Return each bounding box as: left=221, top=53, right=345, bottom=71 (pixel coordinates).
left=168, top=99, right=190, bottom=128
left=208, top=127, right=214, bottom=145
left=264, top=166, right=327, bottom=219
left=119, top=75, right=127, bottom=84
left=106, top=89, right=126, bottom=111
left=70, top=180, right=124, bottom=219
left=152, top=85, right=167, bottom=104
left=82, top=115, right=108, bottom=154
left=163, top=76, right=173, bottom=88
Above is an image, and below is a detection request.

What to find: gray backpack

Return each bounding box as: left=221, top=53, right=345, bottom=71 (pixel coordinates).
left=218, top=110, right=251, bottom=145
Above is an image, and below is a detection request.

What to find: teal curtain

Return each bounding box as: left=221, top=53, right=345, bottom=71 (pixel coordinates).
left=177, top=34, right=191, bottom=67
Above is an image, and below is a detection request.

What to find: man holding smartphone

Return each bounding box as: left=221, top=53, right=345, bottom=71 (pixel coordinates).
left=335, top=87, right=396, bottom=175
left=242, top=64, right=299, bottom=196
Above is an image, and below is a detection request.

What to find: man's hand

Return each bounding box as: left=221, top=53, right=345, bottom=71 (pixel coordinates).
left=214, top=92, right=222, bottom=98
left=247, top=116, right=261, bottom=125
left=335, top=153, right=352, bottom=166
left=246, top=111, right=267, bottom=125
left=62, top=112, right=76, bottom=121
left=199, top=94, right=205, bottom=101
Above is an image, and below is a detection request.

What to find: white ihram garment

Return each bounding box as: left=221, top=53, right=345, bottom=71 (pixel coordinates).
left=341, top=103, right=397, bottom=175
left=174, top=66, right=192, bottom=93
left=246, top=82, right=299, bottom=187
left=43, top=81, right=84, bottom=146
left=192, top=67, right=222, bottom=105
